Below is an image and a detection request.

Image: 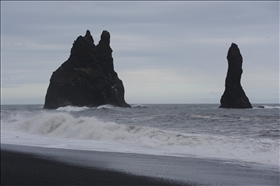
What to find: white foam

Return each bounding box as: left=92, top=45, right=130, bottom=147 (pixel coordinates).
left=254, top=105, right=280, bottom=109
left=56, top=106, right=90, bottom=112
left=191, top=114, right=212, bottom=119
left=1, top=111, right=279, bottom=167
left=132, top=104, right=148, bottom=108
left=96, top=104, right=116, bottom=110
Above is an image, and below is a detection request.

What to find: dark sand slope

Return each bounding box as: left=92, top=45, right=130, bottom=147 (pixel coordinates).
left=1, top=144, right=279, bottom=186
left=1, top=151, right=185, bottom=186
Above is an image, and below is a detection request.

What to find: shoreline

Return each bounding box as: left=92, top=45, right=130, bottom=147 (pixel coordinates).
left=1, top=149, right=185, bottom=186
left=1, top=144, right=279, bottom=185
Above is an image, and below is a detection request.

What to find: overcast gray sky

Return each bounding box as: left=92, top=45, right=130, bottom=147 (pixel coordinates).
left=1, top=1, right=279, bottom=104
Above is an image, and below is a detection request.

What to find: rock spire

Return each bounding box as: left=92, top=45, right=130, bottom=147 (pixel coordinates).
left=220, top=43, right=252, bottom=108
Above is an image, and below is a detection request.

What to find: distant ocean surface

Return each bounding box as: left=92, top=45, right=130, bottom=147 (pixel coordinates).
left=1, top=104, right=279, bottom=168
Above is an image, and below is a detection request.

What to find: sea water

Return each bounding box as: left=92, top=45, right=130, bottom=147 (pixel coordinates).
left=1, top=104, right=279, bottom=169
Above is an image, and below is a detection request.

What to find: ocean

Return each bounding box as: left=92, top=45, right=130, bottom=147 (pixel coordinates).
left=1, top=104, right=279, bottom=185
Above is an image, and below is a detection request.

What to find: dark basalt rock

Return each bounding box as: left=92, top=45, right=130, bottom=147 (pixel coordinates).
left=220, top=43, right=252, bottom=108
left=44, top=30, right=131, bottom=109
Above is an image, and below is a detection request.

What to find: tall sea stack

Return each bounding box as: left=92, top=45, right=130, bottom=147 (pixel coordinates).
left=44, top=30, right=130, bottom=109
left=220, top=43, right=252, bottom=108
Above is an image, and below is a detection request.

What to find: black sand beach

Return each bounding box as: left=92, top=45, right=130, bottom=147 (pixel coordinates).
left=1, top=150, right=185, bottom=186
left=1, top=144, right=279, bottom=186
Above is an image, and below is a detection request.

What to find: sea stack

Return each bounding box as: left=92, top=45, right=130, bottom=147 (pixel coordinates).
left=220, top=43, right=252, bottom=108
left=44, top=30, right=131, bottom=109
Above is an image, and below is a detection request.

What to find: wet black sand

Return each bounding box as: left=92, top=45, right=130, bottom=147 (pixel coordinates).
left=1, top=150, right=186, bottom=186
left=1, top=144, right=279, bottom=186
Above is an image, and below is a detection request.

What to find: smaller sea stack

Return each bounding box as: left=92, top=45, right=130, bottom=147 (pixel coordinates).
left=220, top=43, right=252, bottom=108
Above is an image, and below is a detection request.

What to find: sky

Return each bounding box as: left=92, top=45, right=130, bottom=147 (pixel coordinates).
left=1, top=1, right=279, bottom=105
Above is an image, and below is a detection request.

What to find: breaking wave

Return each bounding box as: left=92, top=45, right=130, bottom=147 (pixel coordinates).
left=2, top=111, right=279, bottom=167
left=254, top=105, right=280, bottom=109
left=132, top=104, right=148, bottom=108
left=96, top=104, right=116, bottom=110
left=56, top=106, right=91, bottom=112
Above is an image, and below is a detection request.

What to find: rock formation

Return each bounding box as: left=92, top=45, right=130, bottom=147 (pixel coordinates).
left=44, top=30, right=131, bottom=109
left=220, top=43, right=252, bottom=108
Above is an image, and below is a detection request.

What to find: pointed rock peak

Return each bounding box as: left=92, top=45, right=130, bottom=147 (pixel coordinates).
left=86, top=30, right=91, bottom=35
left=100, top=30, right=110, bottom=45
left=84, top=30, right=94, bottom=44
left=230, top=42, right=238, bottom=48
left=228, top=43, right=241, bottom=59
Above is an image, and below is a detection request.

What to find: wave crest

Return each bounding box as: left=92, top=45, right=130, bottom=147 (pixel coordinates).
left=254, top=105, right=280, bottom=109
left=56, top=106, right=90, bottom=112
left=3, top=112, right=278, bottom=166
